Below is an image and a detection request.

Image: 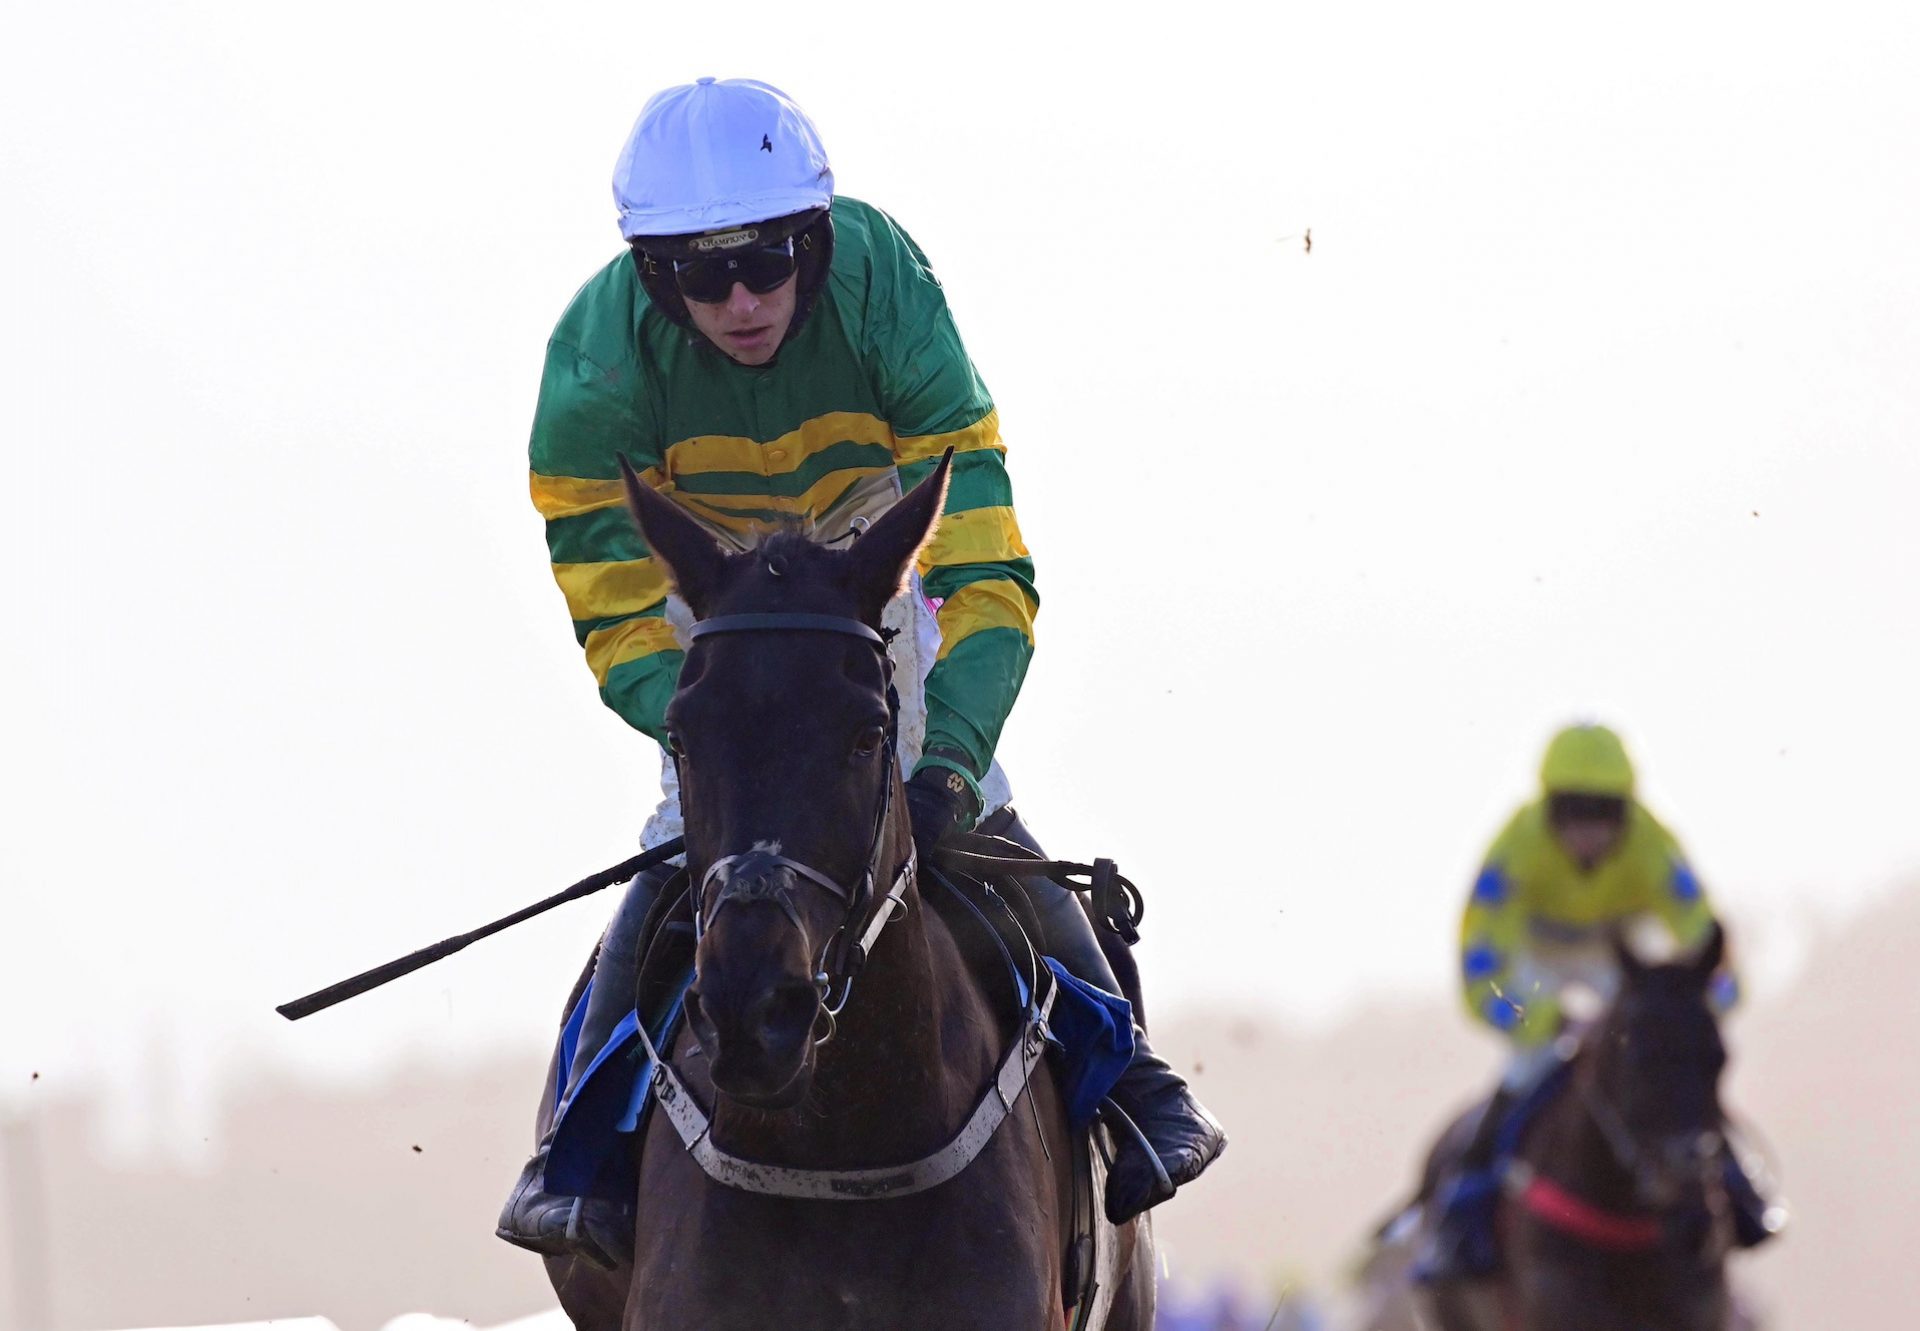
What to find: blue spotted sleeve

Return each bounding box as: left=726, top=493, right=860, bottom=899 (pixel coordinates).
left=1459, top=859, right=1561, bottom=1044
left=1653, top=856, right=1739, bottom=1013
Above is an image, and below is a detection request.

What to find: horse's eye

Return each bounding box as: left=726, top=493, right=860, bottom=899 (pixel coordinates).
left=851, top=724, right=886, bottom=760
left=666, top=731, right=687, bottom=759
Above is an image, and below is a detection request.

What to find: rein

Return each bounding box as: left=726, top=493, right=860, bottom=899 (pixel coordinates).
left=1581, top=1081, right=1652, bottom=1186
left=938, top=834, right=1147, bottom=943
left=1581, top=1071, right=1722, bottom=1210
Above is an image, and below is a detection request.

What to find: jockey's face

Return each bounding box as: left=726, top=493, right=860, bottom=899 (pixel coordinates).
left=685, top=272, right=799, bottom=366
left=1553, top=813, right=1624, bottom=871
left=1547, top=792, right=1627, bottom=871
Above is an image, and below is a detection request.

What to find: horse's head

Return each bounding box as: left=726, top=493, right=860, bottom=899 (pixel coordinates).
left=619, top=453, right=951, bottom=1109
left=1584, top=922, right=1730, bottom=1203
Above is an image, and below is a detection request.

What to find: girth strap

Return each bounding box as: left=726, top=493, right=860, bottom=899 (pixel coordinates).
left=633, top=978, right=1057, bottom=1201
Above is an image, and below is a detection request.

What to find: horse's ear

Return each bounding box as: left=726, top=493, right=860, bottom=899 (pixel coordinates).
left=1692, top=919, right=1727, bottom=981
left=846, top=449, right=952, bottom=620
left=619, top=455, right=728, bottom=618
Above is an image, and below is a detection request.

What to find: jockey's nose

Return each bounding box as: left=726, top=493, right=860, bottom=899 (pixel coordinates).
left=723, top=282, right=760, bottom=314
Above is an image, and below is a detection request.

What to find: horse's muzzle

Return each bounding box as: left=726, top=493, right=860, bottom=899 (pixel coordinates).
left=685, top=975, right=821, bottom=1109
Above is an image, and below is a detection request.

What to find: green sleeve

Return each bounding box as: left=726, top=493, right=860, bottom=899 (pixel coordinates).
left=528, top=336, right=682, bottom=747
left=866, top=210, right=1038, bottom=779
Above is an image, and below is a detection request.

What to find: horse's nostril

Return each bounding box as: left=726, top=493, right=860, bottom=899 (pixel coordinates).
left=685, top=989, right=716, bottom=1044
left=756, top=980, right=821, bottom=1049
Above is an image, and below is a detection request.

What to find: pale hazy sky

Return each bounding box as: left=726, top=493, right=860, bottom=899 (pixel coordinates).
left=4, top=1, right=1916, bottom=1150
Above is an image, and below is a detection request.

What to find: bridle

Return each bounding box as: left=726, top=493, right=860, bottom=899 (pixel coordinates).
left=1510, top=1036, right=1729, bottom=1258
left=632, top=608, right=1062, bottom=1202
left=675, top=611, right=915, bottom=1040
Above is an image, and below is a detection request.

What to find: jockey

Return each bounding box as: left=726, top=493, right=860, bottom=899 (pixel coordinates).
left=497, top=77, right=1225, bottom=1267
left=1419, top=722, right=1781, bottom=1281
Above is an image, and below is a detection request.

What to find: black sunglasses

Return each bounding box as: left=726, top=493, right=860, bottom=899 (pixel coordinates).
left=1547, top=793, right=1628, bottom=825
left=671, top=238, right=797, bottom=304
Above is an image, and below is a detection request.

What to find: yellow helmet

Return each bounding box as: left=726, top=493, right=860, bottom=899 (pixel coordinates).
left=1539, top=723, right=1636, bottom=797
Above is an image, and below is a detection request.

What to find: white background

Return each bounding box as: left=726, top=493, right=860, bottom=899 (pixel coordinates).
left=3, top=0, right=1916, bottom=1155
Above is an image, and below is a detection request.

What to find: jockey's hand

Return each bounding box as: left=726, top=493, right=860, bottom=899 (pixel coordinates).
left=905, top=763, right=982, bottom=867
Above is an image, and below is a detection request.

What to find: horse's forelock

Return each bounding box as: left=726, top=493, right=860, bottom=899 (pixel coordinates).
left=758, top=527, right=832, bottom=569
left=706, top=525, right=868, bottom=619
left=756, top=526, right=817, bottom=556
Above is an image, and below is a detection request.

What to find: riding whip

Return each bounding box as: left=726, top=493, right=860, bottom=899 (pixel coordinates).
left=275, top=837, right=686, bottom=1021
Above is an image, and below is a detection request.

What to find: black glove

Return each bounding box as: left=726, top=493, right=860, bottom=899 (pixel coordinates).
left=904, top=761, right=983, bottom=867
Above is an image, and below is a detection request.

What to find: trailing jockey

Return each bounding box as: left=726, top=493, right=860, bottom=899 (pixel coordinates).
left=498, top=77, right=1225, bottom=1268
left=1417, top=722, right=1784, bottom=1282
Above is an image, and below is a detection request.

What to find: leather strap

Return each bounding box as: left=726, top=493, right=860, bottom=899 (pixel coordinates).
left=1513, top=1168, right=1663, bottom=1252
left=688, top=613, right=884, bottom=646
left=633, top=978, right=1057, bottom=1200
left=936, top=833, right=1146, bottom=944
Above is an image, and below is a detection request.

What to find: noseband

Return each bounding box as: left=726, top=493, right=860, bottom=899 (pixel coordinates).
left=678, top=612, right=915, bottom=1035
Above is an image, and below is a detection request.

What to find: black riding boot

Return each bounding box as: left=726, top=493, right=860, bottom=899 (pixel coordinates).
left=496, top=864, right=669, bottom=1268
left=986, top=809, right=1227, bottom=1225
left=1417, top=1086, right=1519, bottom=1283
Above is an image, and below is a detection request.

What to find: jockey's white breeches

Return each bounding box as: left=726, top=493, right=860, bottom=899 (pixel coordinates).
left=1498, top=937, right=1622, bottom=1091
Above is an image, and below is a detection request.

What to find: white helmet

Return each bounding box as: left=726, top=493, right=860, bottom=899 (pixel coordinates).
left=613, top=78, right=834, bottom=240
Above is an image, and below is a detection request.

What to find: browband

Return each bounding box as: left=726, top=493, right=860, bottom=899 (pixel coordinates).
left=688, top=613, right=885, bottom=646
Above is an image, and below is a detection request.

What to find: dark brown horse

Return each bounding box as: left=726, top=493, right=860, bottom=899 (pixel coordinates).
left=542, top=454, right=1153, bottom=1330
left=1411, top=925, right=1740, bottom=1331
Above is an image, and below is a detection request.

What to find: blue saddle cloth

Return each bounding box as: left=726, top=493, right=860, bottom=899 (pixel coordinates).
left=1422, top=1058, right=1576, bottom=1280
left=545, top=970, right=694, bottom=1200
left=1043, top=957, right=1135, bottom=1126
left=544, top=957, right=1132, bottom=1199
